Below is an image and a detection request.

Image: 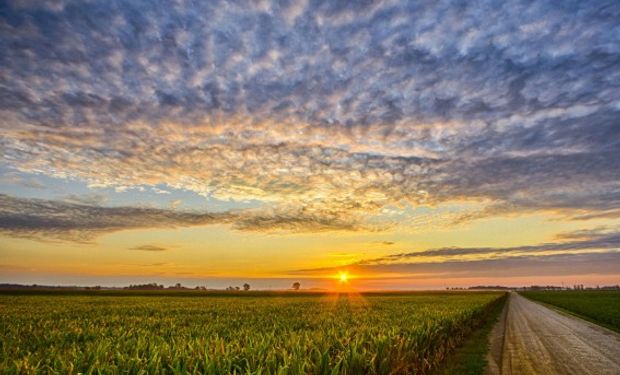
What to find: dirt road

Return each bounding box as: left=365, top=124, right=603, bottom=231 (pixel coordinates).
left=486, top=292, right=620, bottom=375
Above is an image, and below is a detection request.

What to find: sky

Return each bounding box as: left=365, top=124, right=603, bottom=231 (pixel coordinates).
left=1, top=0, right=619, bottom=290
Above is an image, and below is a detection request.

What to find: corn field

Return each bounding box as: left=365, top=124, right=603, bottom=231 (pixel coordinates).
left=0, top=292, right=503, bottom=374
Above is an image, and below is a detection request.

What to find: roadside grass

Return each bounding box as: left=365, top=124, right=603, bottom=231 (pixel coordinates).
left=432, top=292, right=508, bottom=375
left=520, top=291, right=620, bottom=333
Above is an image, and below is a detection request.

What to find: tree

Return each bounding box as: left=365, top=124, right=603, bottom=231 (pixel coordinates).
left=292, top=282, right=301, bottom=291
left=243, top=283, right=250, bottom=291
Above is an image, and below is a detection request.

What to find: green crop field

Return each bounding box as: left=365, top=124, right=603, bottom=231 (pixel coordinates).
left=521, top=291, right=620, bottom=333
left=0, top=291, right=504, bottom=374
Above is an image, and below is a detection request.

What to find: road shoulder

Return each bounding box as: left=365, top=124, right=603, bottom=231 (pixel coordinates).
left=484, top=294, right=509, bottom=375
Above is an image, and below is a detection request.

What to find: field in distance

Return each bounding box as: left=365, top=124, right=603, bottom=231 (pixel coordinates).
left=520, top=290, right=620, bottom=333
left=0, top=291, right=504, bottom=374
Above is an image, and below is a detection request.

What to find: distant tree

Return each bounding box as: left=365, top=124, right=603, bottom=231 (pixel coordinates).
left=292, top=282, right=301, bottom=291
left=243, top=283, right=250, bottom=291
left=235, top=286, right=240, bottom=291
left=125, top=283, right=165, bottom=290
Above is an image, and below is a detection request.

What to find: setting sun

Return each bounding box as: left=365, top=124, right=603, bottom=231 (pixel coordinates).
left=338, top=272, right=349, bottom=283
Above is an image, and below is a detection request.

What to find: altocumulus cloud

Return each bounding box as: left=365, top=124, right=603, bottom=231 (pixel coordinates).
left=0, top=0, right=619, bottom=232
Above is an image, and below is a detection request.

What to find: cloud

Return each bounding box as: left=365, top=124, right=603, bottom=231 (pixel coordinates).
left=361, top=228, right=620, bottom=265
left=0, top=171, right=45, bottom=189
left=293, top=227, right=620, bottom=278
left=129, top=245, right=169, bottom=252
left=553, top=226, right=619, bottom=241
left=0, top=0, right=619, bottom=231
left=296, top=252, right=620, bottom=279
left=0, top=194, right=222, bottom=242
left=375, top=252, right=620, bottom=279
left=0, top=194, right=369, bottom=241
left=62, top=193, right=107, bottom=206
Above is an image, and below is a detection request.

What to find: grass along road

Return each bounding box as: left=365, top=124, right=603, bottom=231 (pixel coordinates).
left=433, top=293, right=507, bottom=375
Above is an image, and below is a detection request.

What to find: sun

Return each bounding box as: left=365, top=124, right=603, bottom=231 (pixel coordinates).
left=338, top=271, right=349, bottom=283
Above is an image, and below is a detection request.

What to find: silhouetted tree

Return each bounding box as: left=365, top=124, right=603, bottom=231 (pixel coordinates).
left=243, top=283, right=250, bottom=291
left=292, top=282, right=301, bottom=291
left=125, top=283, right=164, bottom=290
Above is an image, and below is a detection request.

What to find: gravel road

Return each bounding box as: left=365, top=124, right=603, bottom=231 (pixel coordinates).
left=486, top=292, right=620, bottom=375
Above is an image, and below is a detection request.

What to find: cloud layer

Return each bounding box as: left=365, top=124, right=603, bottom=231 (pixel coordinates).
left=297, top=228, right=620, bottom=279
left=363, top=227, right=620, bottom=264
left=0, top=194, right=371, bottom=241
left=1, top=0, right=619, bottom=236
left=351, top=252, right=620, bottom=279
left=129, top=245, right=169, bottom=252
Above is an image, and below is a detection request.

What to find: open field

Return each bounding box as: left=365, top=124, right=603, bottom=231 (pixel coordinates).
left=520, top=290, right=620, bottom=333
left=0, top=291, right=503, bottom=374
